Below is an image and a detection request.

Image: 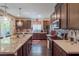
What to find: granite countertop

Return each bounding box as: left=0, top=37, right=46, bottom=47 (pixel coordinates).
left=53, top=40, right=79, bottom=54
left=0, top=34, right=32, bottom=55
left=16, top=32, right=47, bottom=34
left=32, top=32, right=47, bottom=34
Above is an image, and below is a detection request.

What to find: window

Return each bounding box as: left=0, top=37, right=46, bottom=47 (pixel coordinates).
left=0, top=17, right=11, bottom=37
left=32, top=24, right=42, bottom=32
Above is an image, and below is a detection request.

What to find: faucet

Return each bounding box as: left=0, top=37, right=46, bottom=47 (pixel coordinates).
left=0, top=36, right=3, bottom=39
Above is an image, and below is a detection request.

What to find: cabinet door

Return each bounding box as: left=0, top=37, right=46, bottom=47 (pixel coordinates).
left=22, top=37, right=32, bottom=56
left=50, top=12, right=56, bottom=23
left=56, top=6, right=61, bottom=20
left=24, top=20, right=31, bottom=29
left=55, top=4, right=61, bottom=28
left=56, top=6, right=61, bottom=28
left=68, top=3, right=79, bottom=29
left=43, top=21, right=49, bottom=33
left=61, top=4, right=68, bottom=29
left=53, top=42, right=67, bottom=56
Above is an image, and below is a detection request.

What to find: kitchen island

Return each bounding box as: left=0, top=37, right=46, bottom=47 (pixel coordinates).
left=0, top=34, right=32, bottom=56
left=32, top=32, right=47, bottom=40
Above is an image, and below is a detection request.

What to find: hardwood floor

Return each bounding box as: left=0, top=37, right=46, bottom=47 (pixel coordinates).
left=29, top=40, right=50, bottom=56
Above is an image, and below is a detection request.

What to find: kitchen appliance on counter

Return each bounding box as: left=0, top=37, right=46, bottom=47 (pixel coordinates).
left=67, top=29, right=79, bottom=44
left=52, top=29, right=66, bottom=40
left=50, top=30, right=57, bottom=39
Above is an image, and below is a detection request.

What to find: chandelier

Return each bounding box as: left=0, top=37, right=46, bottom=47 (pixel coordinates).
left=17, top=8, right=23, bottom=27
left=1, top=3, right=8, bottom=21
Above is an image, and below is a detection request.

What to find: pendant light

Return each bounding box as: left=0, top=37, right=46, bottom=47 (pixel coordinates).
left=1, top=3, right=8, bottom=21
left=17, top=8, right=23, bottom=27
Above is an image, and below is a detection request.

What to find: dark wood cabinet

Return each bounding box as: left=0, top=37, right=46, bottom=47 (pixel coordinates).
left=22, top=36, right=32, bottom=56
left=0, top=39, right=32, bottom=56
left=43, top=20, right=50, bottom=33
left=54, top=3, right=79, bottom=29
left=16, top=36, right=32, bottom=56
left=55, top=3, right=68, bottom=29
left=24, top=20, right=31, bottom=29
left=15, top=20, right=31, bottom=32
left=53, top=41, right=67, bottom=56
left=68, top=3, right=79, bottom=29
left=22, top=40, right=31, bottom=56
left=32, top=33, right=47, bottom=40
left=55, top=4, right=61, bottom=20
left=52, top=40, right=79, bottom=56
left=60, top=4, right=68, bottom=29
left=55, top=4, right=61, bottom=28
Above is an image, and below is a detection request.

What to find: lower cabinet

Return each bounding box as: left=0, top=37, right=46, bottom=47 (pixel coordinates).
left=52, top=43, right=66, bottom=56
left=52, top=41, right=79, bottom=56
left=32, top=33, right=47, bottom=40
left=53, top=42, right=67, bottom=56
left=17, top=37, right=32, bottom=56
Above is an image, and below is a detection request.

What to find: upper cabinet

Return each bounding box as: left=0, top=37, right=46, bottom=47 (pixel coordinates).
left=55, top=3, right=68, bottom=29
left=50, top=12, right=56, bottom=23
left=54, top=3, right=79, bottom=29
left=56, top=4, right=61, bottom=28
left=15, top=19, right=31, bottom=32
left=54, top=3, right=68, bottom=29
left=24, top=20, right=31, bottom=29
left=43, top=20, right=50, bottom=33
left=55, top=4, right=61, bottom=20
left=60, top=4, right=68, bottom=29
left=68, top=3, right=79, bottom=29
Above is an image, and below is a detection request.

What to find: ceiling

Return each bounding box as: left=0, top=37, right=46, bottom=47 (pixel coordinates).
left=0, top=3, right=56, bottom=19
